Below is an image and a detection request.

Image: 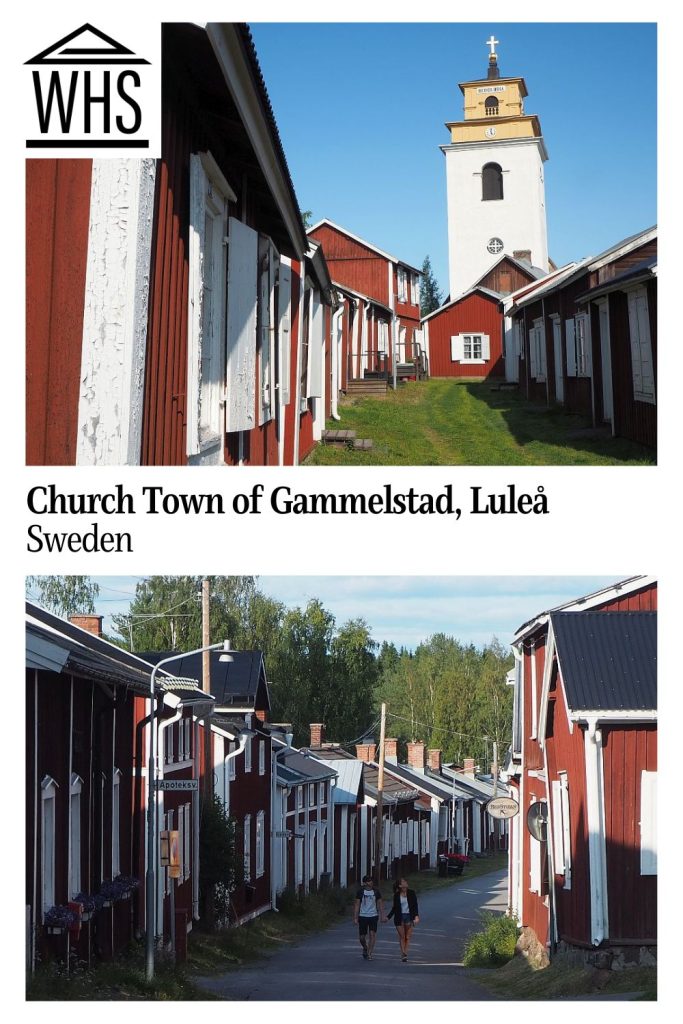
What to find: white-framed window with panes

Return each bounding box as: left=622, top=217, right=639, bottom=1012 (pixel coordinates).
left=243, top=814, right=252, bottom=881
left=451, top=333, right=490, bottom=364
left=256, top=810, right=265, bottom=877
left=528, top=318, right=547, bottom=381
left=565, top=312, right=592, bottom=378
left=626, top=285, right=655, bottom=404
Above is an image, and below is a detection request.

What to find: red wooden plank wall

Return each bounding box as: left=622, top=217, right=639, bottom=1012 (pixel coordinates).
left=26, top=160, right=92, bottom=465
left=428, top=293, right=504, bottom=377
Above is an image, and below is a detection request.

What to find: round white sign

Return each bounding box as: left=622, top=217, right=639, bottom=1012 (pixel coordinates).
left=486, top=796, right=520, bottom=819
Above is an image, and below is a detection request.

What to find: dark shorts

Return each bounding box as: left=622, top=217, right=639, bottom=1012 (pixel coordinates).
left=358, top=916, right=379, bottom=936
left=396, top=914, right=413, bottom=926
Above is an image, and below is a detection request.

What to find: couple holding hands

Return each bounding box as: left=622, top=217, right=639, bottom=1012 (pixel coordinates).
left=353, top=875, right=419, bottom=962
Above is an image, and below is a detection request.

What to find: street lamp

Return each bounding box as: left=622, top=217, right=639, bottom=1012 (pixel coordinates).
left=145, top=640, right=232, bottom=982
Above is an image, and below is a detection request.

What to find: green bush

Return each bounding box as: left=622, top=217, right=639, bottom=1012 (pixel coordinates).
left=463, top=911, right=518, bottom=968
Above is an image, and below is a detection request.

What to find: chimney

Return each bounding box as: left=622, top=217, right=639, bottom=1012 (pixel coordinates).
left=69, top=614, right=103, bottom=638
left=463, top=757, right=476, bottom=777
left=310, top=723, right=325, bottom=748
left=384, top=738, right=398, bottom=764
left=427, top=748, right=442, bottom=772
left=513, top=249, right=532, bottom=263
left=407, top=741, right=425, bottom=773
left=355, top=743, right=377, bottom=763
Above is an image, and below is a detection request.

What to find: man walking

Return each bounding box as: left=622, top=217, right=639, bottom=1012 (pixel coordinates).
left=353, top=875, right=386, bottom=960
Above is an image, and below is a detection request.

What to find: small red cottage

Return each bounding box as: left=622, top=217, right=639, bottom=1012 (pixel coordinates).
left=307, top=219, right=423, bottom=383
left=507, top=576, right=657, bottom=969
left=423, top=254, right=545, bottom=379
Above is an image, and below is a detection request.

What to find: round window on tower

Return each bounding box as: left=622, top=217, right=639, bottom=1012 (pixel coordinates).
left=487, top=237, right=504, bottom=255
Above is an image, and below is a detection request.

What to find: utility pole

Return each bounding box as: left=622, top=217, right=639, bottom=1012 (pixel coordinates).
left=373, top=703, right=387, bottom=878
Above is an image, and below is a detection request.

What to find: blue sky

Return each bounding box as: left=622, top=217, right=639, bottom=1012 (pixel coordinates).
left=29, top=576, right=631, bottom=651
left=249, top=22, right=657, bottom=293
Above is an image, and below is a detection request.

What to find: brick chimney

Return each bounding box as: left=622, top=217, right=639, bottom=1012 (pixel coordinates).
left=355, top=743, right=377, bottom=763
left=513, top=249, right=532, bottom=263
left=254, top=709, right=267, bottom=723
left=69, top=614, right=103, bottom=637
left=463, top=757, right=476, bottom=777
left=310, top=723, right=325, bottom=748
left=427, top=748, right=442, bottom=772
left=407, top=741, right=425, bottom=773
left=384, top=738, right=398, bottom=764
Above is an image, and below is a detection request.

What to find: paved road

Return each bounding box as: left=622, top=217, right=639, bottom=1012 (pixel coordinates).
left=197, top=868, right=507, bottom=1001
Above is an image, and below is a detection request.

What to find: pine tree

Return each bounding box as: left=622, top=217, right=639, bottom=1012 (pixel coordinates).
left=420, top=255, right=443, bottom=317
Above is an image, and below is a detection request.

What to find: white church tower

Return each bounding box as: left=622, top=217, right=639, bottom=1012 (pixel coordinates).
left=442, top=35, right=549, bottom=299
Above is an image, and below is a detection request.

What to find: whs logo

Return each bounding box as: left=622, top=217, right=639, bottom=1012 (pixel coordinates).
left=25, top=23, right=159, bottom=154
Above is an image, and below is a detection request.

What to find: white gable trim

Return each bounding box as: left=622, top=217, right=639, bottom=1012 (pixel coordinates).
left=308, top=218, right=421, bottom=274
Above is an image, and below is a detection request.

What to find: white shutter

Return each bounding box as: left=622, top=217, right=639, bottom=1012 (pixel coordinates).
left=258, top=236, right=271, bottom=426
left=529, top=328, right=537, bottom=377
left=451, top=335, right=464, bottom=362
left=538, top=323, right=547, bottom=377
left=307, top=289, right=324, bottom=398
left=640, top=771, right=657, bottom=875
left=551, top=780, right=565, bottom=874
left=628, top=287, right=655, bottom=402
left=565, top=319, right=577, bottom=377
left=279, top=260, right=292, bottom=405
left=226, top=217, right=258, bottom=432
left=187, top=154, right=208, bottom=455
left=530, top=834, right=541, bottom=894
left=481, top=333, right=491, bottom=360
left=580, top=313, right=592, bottom=377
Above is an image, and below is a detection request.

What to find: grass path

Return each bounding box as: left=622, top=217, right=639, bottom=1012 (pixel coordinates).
left=304, top=380, right=654, bottom=466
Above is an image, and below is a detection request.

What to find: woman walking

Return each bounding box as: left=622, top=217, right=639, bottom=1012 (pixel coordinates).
left=388, top=877, right=419, bottom=961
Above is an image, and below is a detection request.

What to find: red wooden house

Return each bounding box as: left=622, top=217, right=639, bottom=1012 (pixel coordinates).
left=307, top=219, right=423, bottom=384
left=507, top=576, right=657, bottom=968
left=506, top=227, right=657, bottom=447
left=423, top=255, right=544, bottom=380
left=26, top=23, right=334, bottom=467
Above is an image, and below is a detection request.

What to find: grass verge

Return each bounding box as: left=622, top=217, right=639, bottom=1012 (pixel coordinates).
left=473, top=951, right=657, bottom=1001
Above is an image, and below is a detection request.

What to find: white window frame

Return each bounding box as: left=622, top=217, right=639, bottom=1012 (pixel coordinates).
left=112, top=769, right=121, bottom=879
left=258, top=740, right=266, bottom=776
left=627, top=285, right=656, bottom=404
left=41, top=776, right=57, bottom=915
left=640, top=770, right=657, bottom=875
left=70, top=773, right=83, bottom=898
left=244, top=736, right=252, bottom=773
left=574, top=312, right=592, bottom=377
left=412, top=273, right=420, bottom=308
left=243, top=814, right=252, bottom=882
left=530, top=319, right=546, bottom=381
left=256, top=810, right=265, bottom=878
left=451, top=333, right=490, bottom=364
left=227, top=742, right=236, bottom=781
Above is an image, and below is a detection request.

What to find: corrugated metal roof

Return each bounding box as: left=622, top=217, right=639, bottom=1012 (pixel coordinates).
left=278, top=747, right=336, bottom=781
left=324, top=759, right=363, bottom=804
left=551, top=611, right=656, bottom=712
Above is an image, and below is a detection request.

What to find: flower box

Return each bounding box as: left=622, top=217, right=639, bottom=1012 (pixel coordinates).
left=47, top=926, right=66, bottom=935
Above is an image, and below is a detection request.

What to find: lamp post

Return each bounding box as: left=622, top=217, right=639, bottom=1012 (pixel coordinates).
left=145, top=640, right=231, bottom=982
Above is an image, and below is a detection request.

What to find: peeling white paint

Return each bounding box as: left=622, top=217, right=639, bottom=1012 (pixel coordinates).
left=76, top=159, right=157, bottom=465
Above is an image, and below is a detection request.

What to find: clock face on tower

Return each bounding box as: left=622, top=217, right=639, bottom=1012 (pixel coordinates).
left=487, top=237, right=504, bottom=254
left=485, top=126, right=496, bottom=138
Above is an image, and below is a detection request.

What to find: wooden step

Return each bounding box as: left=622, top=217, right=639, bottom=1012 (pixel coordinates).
left=352, top=438, right=373, bottom=451
left=346, top=380, right=388, bottom=397
left=321, top=429, right=356, bottom=446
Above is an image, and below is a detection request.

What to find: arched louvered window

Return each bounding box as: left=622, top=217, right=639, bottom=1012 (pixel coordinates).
left=485, top=95, right=499, bottom=116
left=482, top=162, right=504, bottom=201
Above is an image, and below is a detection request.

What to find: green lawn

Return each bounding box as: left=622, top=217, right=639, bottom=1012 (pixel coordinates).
left=304, top=380, right=655, bottom=466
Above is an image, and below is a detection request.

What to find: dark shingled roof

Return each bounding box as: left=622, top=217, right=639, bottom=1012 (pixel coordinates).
left=139, top=650, right=270, bottom=711
left=551, top=611, right=656, bottom=712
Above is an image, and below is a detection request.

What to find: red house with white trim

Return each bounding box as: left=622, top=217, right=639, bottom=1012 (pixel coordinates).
left=26, top=23, right=334, bottom=467
left=507, top=576, right=657, bottom=969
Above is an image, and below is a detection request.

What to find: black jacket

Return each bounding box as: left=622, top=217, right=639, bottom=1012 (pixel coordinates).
left=388, top=888, right=419, bottom=922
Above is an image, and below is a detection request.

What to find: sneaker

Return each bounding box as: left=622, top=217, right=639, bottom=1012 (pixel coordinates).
left=367, top=953, right=373, bottom=960
left=402, top=954, right=408, bottom=962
